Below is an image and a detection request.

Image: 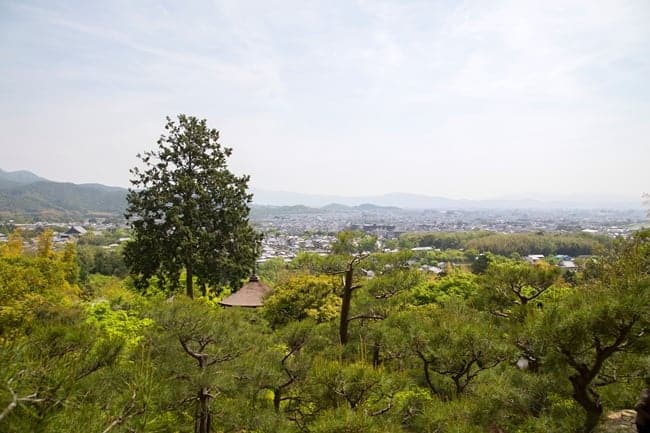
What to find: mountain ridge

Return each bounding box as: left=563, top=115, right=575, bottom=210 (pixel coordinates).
left=250, top=188, right=643, bottom=210
left=0, top=168, right=643, bottom=221
left=0, top=168, right=48, bottom=187
left=0, top=170, right=128, bottom=220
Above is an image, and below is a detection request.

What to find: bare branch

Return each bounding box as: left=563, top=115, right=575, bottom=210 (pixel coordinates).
left=347, top=314, right=386, bottom=323
left=0, top=384, right=44, bottom=423
left=206, top=352, right=241, bottom=367
left=371, top=402, right=393, bottom=416
left=101, top=391, right=145, bottom=433
left=0, top=387, right=18, bottom=423
left=179, top=337, right=202, bottom=361
left=489, top=310, right=511, bottom=319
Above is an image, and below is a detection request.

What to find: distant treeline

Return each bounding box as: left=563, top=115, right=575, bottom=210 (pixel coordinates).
left=77, top=246, right=128, bottom=281
left=400, top=231, right=610, bottom=257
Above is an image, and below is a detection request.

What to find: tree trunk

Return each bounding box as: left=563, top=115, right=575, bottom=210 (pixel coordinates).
left=186, top=261, right=194, bottom=298
left=372, top=340, right=381, bottom=367
left=273, top=388, right=281, bottom=413
left=196, top=387, right=211, bottom=433
left=570, top=375, right=603, bottom=433
left=196, top=356, right=211, bottom=433
left=339, top=267, right=353, bottom=345
left=582, top=407, right=603, bottom=433
left=422, top=360, right=436, bottom=393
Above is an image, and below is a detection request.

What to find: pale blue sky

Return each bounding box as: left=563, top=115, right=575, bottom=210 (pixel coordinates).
left=1, top=0, right=649, bottom=200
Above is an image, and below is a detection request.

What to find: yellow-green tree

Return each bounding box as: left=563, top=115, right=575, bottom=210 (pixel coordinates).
left=263, top=274, right=340, bottom=328
left=1, top=231, right=23, bottom=257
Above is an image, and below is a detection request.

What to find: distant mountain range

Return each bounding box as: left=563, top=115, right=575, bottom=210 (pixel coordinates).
left=250, top=189, right=643, bottom=210
left=0, top=169, right=127, bottom=220
left=0, top=168, right=643, bottom=221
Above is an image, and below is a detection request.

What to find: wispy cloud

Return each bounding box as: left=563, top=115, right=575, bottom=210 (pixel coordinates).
left=1, top=0, right=648, bottom=198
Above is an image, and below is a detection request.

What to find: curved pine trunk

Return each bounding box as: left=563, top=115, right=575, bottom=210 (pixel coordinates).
left=570, top=375, right=603, bottom=433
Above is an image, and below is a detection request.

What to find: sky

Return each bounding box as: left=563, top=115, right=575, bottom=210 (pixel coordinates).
left=1, top=0, right=649, bottom=200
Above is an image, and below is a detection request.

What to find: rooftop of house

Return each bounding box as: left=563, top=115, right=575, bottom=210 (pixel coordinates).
left=66, top=226, right=87, bottom=235
left=219, top=275, right=273, bottom=308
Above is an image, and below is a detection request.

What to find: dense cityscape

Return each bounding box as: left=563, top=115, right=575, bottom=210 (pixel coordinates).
left=2, top=206, right=646, bottom=261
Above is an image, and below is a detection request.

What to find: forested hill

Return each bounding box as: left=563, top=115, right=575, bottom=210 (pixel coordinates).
left=0, top=169, right=127, bottom=220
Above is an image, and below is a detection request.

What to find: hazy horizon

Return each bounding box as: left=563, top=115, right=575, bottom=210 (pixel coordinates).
left=1, top=166, right=645, bottom=209
left=1, top=1, right=649, bottom=200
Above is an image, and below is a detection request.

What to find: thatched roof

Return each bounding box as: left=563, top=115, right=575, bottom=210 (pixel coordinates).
left=219, top=275, right=272, bottom=308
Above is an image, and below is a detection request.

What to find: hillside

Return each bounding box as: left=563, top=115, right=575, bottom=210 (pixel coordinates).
left=0, top=169, right=127, bottom=220
left=0, top=168, right=48, bottom=186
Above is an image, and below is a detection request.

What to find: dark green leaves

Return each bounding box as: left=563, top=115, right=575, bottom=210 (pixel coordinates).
left=124, top=115, right=261, bottom=297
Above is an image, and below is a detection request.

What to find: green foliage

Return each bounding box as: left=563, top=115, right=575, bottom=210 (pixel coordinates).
left=85, top=301, right=153, bottom=350
left=401, top=231, right=492, bottom=250
left=476, top=260, right=561, bottom=314
left=400, top=231, right=609, bottom=257
left=358, top=233, right=379, bottom=253
left=2, top=230, right=650, bottom=433
left=60, top=242, right=80, bottom=284
left=411, top=272, right=479, bottom=305
left=471, top=252, right=492, bottom=274
left=77, top=228, right=129, bottom=246
left=466, top=232, right=609, bottom=257
left=366, top=268, right=426, bottom=301
left=0, top=249, right=80, bottom=338
left=124, top=114, right=261, bottom=297
left=1, top=230, right=23, bottom=256
left=78, top=245, right=128, bottom=281
left=263, top=273, right=341, bottom=327
left=0, top=306, right=124, bottom=432
left=364, top=249, right=414, bottom=272
left=36, top=228, right=55, bottom=259
left=310, top=360, right=389, bottom=409
left=332, top=230, right=377, bottom=254
left=146, top=298, right=259, bottom=433
left=257, top=257, right=290, bottom=285
left=387, top=302, right=512, bottom=399
left=248, top=320, right=315, bottom=416
left=515, top=230, right=650, bottom=432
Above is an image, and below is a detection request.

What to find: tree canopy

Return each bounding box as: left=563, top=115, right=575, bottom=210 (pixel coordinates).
left=124, top=115, right=261, bottom=298
left=4, top=223, right=650, bottom=433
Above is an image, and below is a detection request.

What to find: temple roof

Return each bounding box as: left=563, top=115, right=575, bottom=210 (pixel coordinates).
left=219, top=275, right=272, bottom=308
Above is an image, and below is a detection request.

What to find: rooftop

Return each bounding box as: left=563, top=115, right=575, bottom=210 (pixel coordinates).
left=219, top=275, right=272, bottom=308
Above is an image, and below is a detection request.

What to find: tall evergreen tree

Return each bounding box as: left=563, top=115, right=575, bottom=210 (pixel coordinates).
left=124, top=115, right=261, bottom=298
